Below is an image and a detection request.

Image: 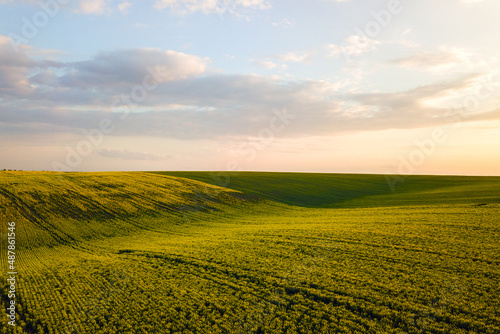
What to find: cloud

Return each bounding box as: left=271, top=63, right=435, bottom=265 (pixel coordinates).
left=0, top=0, right=37, bottom=3
left=1, top=0, right=115, bottom=15
left=118, top=1, right=132, bottom=14
left=349, top=72, right=500, bottom=124
left=0, top=36, right=209, bottom=108
left=78, top=0, right=109, bottom=15
left=276, top=51, right=313, bottom=64
left=253, top=51, right=313, bottom=71
left=390, top=47, right=473, bottom=72
left=153, top=0, right=271, bottom=15
left=271, top=18, right=293, bottom=28
left=253, top=60, right=287, bottom=70
left=327, top=35, right=380, bottom=58
left=1, top=35, right=500, bottom=144
left=0, top=0, right=270, bottom=16
left=59, top=48, right=209, bottom=89
left=1, top=0, right=273, bottom=17
left=96, top=149, right=168, bottom=160
left=0, top=35, right=43, bottom=97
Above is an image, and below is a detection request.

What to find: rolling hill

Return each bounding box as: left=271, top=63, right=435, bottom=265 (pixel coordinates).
left=150, top=171, right=500, bottom=207
left=0, top=171, right=499, bottom=333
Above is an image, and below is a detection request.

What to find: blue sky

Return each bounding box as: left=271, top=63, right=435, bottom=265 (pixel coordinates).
left=0, top=0, right=499, bottom=175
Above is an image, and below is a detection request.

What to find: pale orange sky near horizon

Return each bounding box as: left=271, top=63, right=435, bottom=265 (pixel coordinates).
left=2, top=120, right=499, bottom=176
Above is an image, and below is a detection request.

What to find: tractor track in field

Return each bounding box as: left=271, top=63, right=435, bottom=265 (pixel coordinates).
left=0, top=188, right=77, bottom=247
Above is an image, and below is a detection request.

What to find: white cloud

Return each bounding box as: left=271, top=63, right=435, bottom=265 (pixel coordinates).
left=390, top=47, right=473, bottom=72
left=2, top=0, right=271, bottom=15
left=271, top=18, right=293, bottom=28
left=386, top=27, right=420, bottom=49
left=254, top=60, right=287, bottom=70
left=327, top=34, right=380, bottom=58
left=253, top=51, right=313, bottom=71
left=153, top=0, right=270, bottom=15
left=78, top=0, right=108, bottom=15
left=256, top=60, right=278, bottom=69
left=2, top=35, right=500, bottom=143
left=118, top=1, right=132, bottom=14
left=277, top=51, right=313, bottom=64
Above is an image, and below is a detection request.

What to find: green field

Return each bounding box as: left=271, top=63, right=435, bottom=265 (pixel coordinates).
left=1, top=171, right=499, bottom=333
left=152, top=171, right=500, bottom=208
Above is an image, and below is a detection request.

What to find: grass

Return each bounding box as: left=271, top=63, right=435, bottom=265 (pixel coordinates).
left=150, top=171, right=500, bottom=207
left=0, top=171, right=499, bottom=333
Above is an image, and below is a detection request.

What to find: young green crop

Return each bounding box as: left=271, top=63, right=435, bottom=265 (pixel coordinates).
left=152, top=171, right=500, bottom=208
left=0, top=171, right=499, bottom=333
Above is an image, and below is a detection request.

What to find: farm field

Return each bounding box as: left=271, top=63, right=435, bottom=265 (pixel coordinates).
left=1, top=171, right=499, bottom=333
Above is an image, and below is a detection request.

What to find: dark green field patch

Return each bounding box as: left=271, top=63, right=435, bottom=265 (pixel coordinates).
left=150, top=171, right=500, bottom=208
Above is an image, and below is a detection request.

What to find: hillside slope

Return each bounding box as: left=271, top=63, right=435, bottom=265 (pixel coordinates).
left=0, top=171, right=499, bottom=333
left=0, top=171, right=252, bottom=248
left=151, top=172, right=500, bottom=207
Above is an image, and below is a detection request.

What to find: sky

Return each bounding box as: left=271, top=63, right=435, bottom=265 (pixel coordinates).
left=0, top=0, right=499, bottom=175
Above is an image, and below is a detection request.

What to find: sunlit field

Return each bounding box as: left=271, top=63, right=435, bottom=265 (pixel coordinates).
left=1, top=171, right=499, bottom=333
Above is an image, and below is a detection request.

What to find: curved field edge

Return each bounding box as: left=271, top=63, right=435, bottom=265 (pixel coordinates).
left=149, top=171, right=500, bottom=208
